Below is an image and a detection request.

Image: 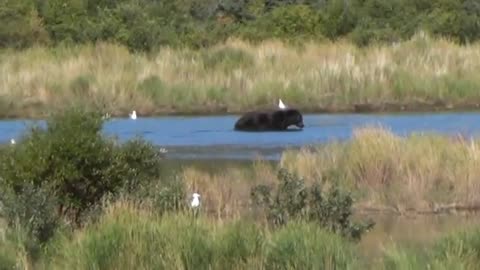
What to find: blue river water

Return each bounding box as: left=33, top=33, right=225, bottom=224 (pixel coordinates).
left=1, top=112, right=480, bottom=160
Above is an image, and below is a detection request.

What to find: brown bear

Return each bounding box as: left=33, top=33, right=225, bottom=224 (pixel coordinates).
left=234, top=108, right=304, bottom=131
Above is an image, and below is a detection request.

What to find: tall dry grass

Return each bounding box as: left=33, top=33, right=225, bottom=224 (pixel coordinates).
left=179, top=126, right=480, bottom=216
left=2, top=32, right=480, bottom=118
left=282, top=126, right=480, bottom=212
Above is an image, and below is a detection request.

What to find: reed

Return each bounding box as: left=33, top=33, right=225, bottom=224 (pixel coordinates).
left=281, top=126, right=480, bottom=212
left=177, top=126, right=480, bottom=216
left=2, top=32, right=480, bottom=118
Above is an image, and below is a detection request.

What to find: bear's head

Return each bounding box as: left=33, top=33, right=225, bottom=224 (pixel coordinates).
left=274, top=108, right=304, bottom=129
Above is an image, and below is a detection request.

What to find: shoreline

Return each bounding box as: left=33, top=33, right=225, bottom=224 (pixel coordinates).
left=1, top=102, right=480, bottom=120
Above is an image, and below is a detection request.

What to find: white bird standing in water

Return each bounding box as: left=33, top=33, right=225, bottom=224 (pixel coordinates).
left=10, top=139, right=15, bottom=145
left=278, top=99, right=287, bottom=109
left=129, top=110, right=137, bottom=120
left=102, top=113, right=111, bottom=120
left=191, top=193, right=200, bottom=208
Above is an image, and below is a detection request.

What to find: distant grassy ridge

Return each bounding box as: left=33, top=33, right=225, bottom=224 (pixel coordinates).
left=2, top=33, right=480, bottom=118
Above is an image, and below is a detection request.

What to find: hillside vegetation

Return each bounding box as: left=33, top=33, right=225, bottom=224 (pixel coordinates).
left=2, top=0, right=480, bottom=51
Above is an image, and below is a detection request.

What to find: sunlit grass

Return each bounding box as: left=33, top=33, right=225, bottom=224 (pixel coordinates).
left=2, top=32, right=480, bottom=118
left=41, top=200, right=358, bottom=270
left=177, top=126, right=480, bottom=216
left=4, top=200, right=480, bottom=270
left=280, top=126, right=480, bottom=212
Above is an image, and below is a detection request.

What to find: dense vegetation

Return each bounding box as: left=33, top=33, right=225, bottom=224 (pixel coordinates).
left=2, top=0, right=480, bottom=52
left=0, top=109, right=480, bottom=269
left=0, top=108, right=372, bottom=268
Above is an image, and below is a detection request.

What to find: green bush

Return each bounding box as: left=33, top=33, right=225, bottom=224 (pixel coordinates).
left=0, top=0, right=50, bottom=48
left=0, top=182, right=60, bottom=260
left=423, top=0, right=480, bottom=44
left=319, top=0, right=358, bottom=40
left=250, top=168, right=374, bottom=241
left=0, top=107, right=165, bottom=230
left=40, top=0, right=90, bottom=44
left=1, top=0, right=480, bottom=50
left=238, top=4, right=324, bottom=42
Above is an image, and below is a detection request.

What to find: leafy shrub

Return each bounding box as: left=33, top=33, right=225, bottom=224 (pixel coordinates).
left=423, top=0, right=480, bottom=44
left=0, top=107, right=165, bottom=230
left=319, top=0, right=358, bottom=40
left=250, top=168, right=374, bottom=241
left=0, top=181, right=60, bottom=260
left=0, top=0, right=50, bottom=48
left=2, top=0, right=480, bottom=50
left=238, top=4, right=324, bottom=42
left=40, top=0, right=90, bottom=44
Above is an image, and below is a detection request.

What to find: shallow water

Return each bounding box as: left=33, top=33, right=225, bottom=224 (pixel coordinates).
left=1, top=112, right=480, bottom=160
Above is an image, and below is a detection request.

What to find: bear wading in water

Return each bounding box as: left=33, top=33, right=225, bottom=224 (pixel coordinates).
left=234, top=108, right=304, bottom=131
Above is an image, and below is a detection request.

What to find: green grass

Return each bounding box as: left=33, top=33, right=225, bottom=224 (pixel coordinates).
left=2, top=201, right=480, bottom=269
left=40, top=202, right=359, bottom=270
left=2, top=32, right=480, bottom=118
left=381, top=227, right=480, bottom=270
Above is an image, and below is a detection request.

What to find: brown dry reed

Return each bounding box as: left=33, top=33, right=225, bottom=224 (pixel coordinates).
left=2, top=32, right=480, bottom=118
left=179, top=126, right=480, bottom=217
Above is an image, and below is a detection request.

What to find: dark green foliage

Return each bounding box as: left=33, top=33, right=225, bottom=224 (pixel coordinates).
left=320, top=0, right=358, bottom=40
left=40, top=0, right=90, bottom=44
left=0, top=107, right=165, bottom=232
left=239, top=4, right=325, bottom=42
left=0, top=182, right=61, bottom=261
left=0, top=0, right=49, bottom=48
left=251, top=168, right=374, bottom=241
left=1, top=0, right=479, bottom=51
left=424, top=0, right=480, bottom=44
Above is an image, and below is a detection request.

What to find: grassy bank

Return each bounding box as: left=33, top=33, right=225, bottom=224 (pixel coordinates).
left=3, top=201, right=480, bottom=270
left=2, top=33, right=480, bottom=118
left=178, top=126, right=480, bottom=218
